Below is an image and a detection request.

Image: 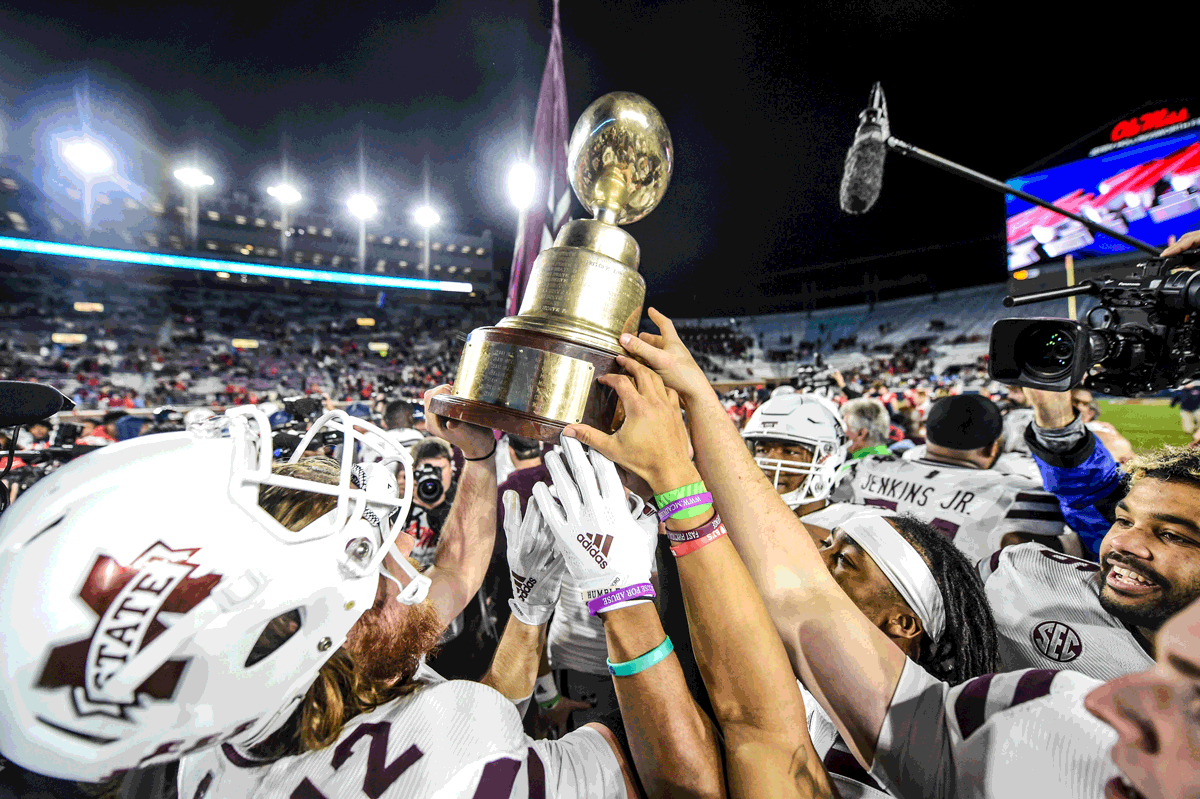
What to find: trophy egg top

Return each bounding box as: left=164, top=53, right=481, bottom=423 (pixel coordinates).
left=567, top=92, right=673, bottom=226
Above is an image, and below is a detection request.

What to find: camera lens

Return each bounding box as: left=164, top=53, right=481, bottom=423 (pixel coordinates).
left=1016, top=324, right=1076, bottom=381
left=414, top=464, right=444, bottom=504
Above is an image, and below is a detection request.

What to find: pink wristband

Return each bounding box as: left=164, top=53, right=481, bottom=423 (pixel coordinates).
left=670, top=523, right=727, bottom=557
left=665, top=511, right=723, bottom=543
left=587, top=582, right=656, bottom=616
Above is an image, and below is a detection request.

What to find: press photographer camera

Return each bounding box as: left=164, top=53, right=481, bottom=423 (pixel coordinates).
left=413, top=462, right=446, bottom=505
left=269, top=396, right=340, bottom=459
left=989, top=249, right=1200, bottom=396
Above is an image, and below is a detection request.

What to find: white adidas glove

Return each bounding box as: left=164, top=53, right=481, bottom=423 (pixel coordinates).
left=534, top=437, right=656, bottom=608
left=503, top=490, right=565, bottom=626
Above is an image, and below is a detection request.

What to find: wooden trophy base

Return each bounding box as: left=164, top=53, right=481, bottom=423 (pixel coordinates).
left=428, top=326, right=622, bottom=443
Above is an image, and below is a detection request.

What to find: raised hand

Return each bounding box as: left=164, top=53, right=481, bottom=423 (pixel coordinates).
left=502, top=490, right=565, bottom=626
left=562, top=344, right=699, bottom=496
left=423, top=385, right=496, bottom=460
left=533, top=438, right=657, bottom=608
left=616, top=307, right=714, bottom=403
left=1161, top=229, right=1200, bottom=258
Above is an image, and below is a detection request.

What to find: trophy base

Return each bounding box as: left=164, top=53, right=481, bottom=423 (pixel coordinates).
left=428, top=326, right=622, bottom=444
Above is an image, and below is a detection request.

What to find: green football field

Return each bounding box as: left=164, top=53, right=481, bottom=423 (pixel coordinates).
left=1097, top=399, right=1192, bottom=452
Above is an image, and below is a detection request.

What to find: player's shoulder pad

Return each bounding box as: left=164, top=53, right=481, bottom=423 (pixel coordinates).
left=949, top=668, right=1089, bottom=740
left=980, top=542, right=1100, bottom=583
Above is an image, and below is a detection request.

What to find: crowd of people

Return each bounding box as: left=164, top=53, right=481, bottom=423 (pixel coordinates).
left=1, top=231, right=1200, bottom=799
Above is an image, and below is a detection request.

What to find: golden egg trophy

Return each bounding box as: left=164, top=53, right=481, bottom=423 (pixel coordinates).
left=429, top=92, right=673, bottom=442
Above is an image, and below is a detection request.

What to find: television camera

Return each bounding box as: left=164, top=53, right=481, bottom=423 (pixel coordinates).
left=989, top=251, right=1200, bottom=396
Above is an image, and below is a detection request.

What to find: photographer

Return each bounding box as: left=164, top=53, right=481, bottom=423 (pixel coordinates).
left=404, top=437, right=500, bottom=680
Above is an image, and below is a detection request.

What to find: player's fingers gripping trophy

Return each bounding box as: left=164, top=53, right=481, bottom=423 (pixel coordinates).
left=533, top=437, right=656, bottom=613
left=503, top=488, right=566, bottom=626
left=620, top=307, right=712, bottom=401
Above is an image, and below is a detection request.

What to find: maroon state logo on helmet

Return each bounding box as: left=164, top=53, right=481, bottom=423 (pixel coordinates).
left=1030, top=620, right=1083, bottom=663
left=37, top=542, right=222, bottom=720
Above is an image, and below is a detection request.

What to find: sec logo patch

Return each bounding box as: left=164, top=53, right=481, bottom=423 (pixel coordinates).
left=1031, top=620, right=1082, bottom=663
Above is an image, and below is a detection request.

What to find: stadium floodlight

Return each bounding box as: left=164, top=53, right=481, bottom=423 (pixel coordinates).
left=174, top=167, right=214, bottom=188
left=413, top=204, right=440, bottom=228
left=508, top=162, right=536, bottom=210
left=62, top=139, right=113, bottom=177
left=347, top=193, right=378, bottom=220
left=268, top=184, right=302, bottom=205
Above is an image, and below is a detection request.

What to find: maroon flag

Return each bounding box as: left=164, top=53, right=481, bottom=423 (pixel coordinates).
left=506, top=0, right=571, bottom=316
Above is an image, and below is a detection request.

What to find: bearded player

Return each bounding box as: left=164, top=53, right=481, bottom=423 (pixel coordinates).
left=0, top=390, right=674, bottom=798
left=615, top=307, right=1200, bottom=799
left=983, top=389, right=1200, bottom=681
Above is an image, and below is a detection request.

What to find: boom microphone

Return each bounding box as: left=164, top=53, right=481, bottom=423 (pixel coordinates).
left=0, top=381, right=74, bottom=428
left=839, top=82, right=889, bottom=214
left=837, top=82, right=1160, bottom=256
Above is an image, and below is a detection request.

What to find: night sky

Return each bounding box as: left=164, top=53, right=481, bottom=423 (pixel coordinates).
left=0, top=0, right=1191, bottom=316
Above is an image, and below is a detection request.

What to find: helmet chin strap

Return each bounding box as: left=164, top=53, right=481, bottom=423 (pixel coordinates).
left=381, top=543, right=431, bottom=605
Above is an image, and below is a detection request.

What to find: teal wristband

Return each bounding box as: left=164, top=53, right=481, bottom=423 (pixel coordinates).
left=654, top=481, right=706, bottom=509
left=606, top=636, right=674, bottom=677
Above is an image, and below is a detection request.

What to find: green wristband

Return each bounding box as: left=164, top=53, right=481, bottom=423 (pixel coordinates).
left=654, top=481, right=706, bottom=509
left=671, top=502, right=713, bottom=521
left=607, top=636, right=674, bottom=677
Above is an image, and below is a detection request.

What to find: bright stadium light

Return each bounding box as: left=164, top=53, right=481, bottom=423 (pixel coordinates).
left=413, top=204, right=440, bottom=228
left=174, top=166, right=214, bottom=188
left=347, top=193, right=378, bottom=220
left=268, top=184, right=301, bottom=205
left=62, top=139, right=113, bottom=176
left=508, top=162, right=536, bottom=210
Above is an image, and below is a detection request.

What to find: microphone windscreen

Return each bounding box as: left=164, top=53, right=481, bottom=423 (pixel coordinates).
left=0, top=381, right=71, bottom=428
left=839, top=136, right=886, bottom=215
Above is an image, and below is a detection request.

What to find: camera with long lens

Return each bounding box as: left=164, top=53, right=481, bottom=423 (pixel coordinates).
left=989, top=251, right=1200, bottom=396
left=413, top=463, right=445, bottom=505
left=269, top=398, right=339, bottom=459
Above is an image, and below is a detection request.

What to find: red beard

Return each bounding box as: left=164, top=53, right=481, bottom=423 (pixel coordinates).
left=345, top=560, right=444, bottom=685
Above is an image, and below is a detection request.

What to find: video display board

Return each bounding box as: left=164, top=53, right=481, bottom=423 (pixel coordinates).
left=1007, top=105, right=1199, bottom=272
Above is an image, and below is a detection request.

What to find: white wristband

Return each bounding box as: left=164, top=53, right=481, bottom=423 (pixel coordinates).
left=534, top=673, right=560, bottom=708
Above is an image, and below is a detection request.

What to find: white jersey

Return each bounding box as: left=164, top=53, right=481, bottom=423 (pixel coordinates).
left=800, top=683, right=894, bottom=799
left=834, top=455, right=1065, bottom=563
left=870, top=659, right=1116, bottom=799
left=980, top=543, right=1154, bottom=681
left=548, top=570, right=610, bottom=675
left=177, top=668, right=625, bottom=799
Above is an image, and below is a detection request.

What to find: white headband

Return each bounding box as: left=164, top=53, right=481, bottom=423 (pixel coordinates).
left=837, top=514, right=946, bottom=644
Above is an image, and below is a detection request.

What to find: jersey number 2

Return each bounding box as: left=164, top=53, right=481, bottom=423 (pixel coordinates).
left=290, top=721, right=535, bottom=799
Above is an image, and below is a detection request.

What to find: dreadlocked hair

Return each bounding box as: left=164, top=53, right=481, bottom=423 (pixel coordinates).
left=249, top=456, right=421, bottom=759
left=884, top=514, right=999, bottom=684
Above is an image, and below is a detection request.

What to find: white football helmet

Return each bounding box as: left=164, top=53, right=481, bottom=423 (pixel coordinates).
left=0, top=406, right=417, bottom=781
left=742, top=393, right=847, bottom=508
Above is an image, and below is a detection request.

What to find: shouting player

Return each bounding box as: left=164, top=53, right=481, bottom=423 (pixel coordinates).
left=985, top=388, right=1200, bottom=680
left=617, top=307, right=1200, bottom=799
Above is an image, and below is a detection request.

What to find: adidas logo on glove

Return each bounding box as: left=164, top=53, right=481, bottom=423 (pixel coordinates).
left=512, top=573, right=538, bottom=601
left=576, top=532, right=614, bottom=569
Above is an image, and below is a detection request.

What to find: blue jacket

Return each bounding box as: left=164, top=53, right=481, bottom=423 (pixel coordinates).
left=1024, top=424, right=1125, bottom=560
